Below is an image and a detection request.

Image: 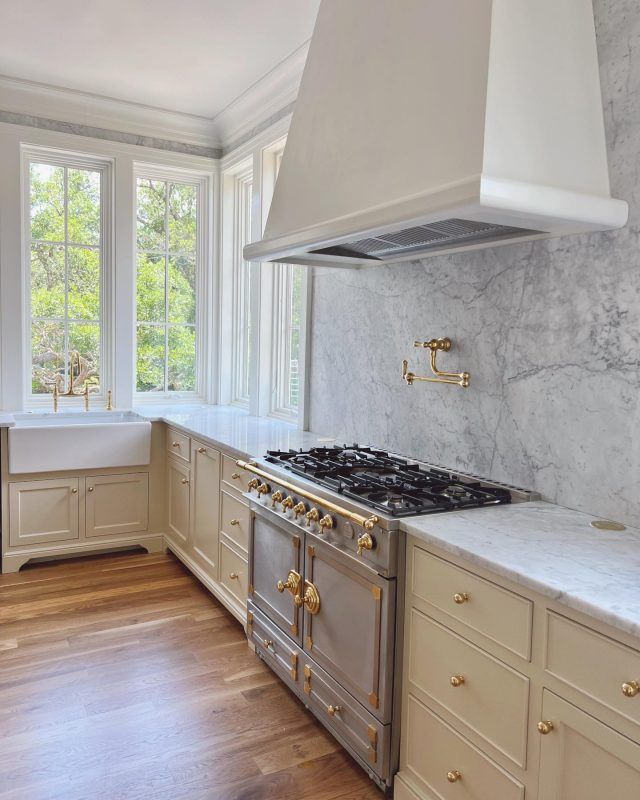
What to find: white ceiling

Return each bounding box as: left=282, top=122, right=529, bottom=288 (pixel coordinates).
left=0, top=0, right=321, bottom=120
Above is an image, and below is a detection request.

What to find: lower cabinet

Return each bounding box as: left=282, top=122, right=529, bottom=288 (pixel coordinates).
left=167, top=459, right=191, bottom=546
left=190, top=443, right=220, bottom=574
left=9, top=477, right=80, bottom=546
left=85, top=473, right=148, bottom=537
left=538, top=691, right=640, bottom=800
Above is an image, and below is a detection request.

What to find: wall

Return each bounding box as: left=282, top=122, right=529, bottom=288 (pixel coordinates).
left=308, top=0, right=640, bottom=527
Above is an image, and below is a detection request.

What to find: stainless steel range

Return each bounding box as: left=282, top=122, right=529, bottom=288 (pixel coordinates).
left=238, top=446, right=535, bottom=790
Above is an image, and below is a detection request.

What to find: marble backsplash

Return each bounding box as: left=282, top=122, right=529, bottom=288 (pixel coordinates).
left=307, top=0, right=640, bottom=528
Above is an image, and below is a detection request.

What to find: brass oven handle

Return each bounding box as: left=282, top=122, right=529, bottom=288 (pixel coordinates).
left=277, top=570, right=302, bottom=598
left=300, top=580, right=321, bottom=615
left=236, top=460, right=379, bottom=531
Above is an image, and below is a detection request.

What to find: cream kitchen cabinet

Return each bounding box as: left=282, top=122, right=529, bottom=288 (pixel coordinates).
left=85, top=473, right=148, bottom=538
left=395, top=537, right=640, bottom=800
left=190, top=441, right=220, bottom=576
left=167, top=457, right=191, bottom=546
left=9, top=477, right=80, bottom=547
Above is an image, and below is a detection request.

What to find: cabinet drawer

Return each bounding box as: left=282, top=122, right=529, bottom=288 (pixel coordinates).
left=303, top=658, right=390, bottom=780
left=220, top=490, right=250, bottom=553
left=247, top=602, right=301, bottom=692
left=221, top=455, right=249, bottom=496
left=219, top=540, right=248, bottom=609
left=166, top=428, right=191, bottom=463
left=403, top=694, right=524, bottom=800
left=408, top=609, right=529, bottom=767
left=546, top=612, right=640, bottom=728
left=411, top=546, right=532, bottom=660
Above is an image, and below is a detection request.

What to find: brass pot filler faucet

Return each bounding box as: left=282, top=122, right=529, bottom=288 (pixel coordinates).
left=402, top=337, right=470, bottom=388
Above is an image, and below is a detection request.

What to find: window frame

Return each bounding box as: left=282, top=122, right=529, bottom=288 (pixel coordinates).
left=132, top=163, right=211, bottom=403
left=22, top=145, right=114, bottom=408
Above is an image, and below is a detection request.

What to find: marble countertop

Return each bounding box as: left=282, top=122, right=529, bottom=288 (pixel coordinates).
left=403, top=501, right=640, bottom=639
left=134, top=404, right=337, bottom=459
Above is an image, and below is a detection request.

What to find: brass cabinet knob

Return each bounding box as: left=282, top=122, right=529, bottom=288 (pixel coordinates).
left=306, top=507, right=320, bottom=526
left=447, top=770, right=462, bottom=783
left=87, top=486, right=94, bottom=493
left=271, top=490, right=284, bottom=506
left=257, top=482, right=270, bottom=495
left=327, top=704, right=341, bottom=717
left=453, top=592, right=470, bottom=604
left=282, top=496, right=295, bottom=511
left=231, top=472, right=241, bottom=480
left=229, top=518, right=240, bottom=526
left=450, top=675, right=465, bottom=688
left=247, top=478, right=259, bottom=491
left=198, top=447, right=206, bottom=454
left=293, top=501, right=306, bottom=519
left=171, top=441, right=180, bottom=448
left=71, top=488, right=78, bottom=494
left=181, top=478, right=189, bottom=485
left=622, top=681, right=640, bottom=698
left=228, top=572, right=239, bottom=580
left=357, top=532, right=375, bottom=555
left=537, top=720, right=554, bottom=735
left=262, top=638, right=273, bottom=649
left=277, top=570, right=301, bottom=597
left=319, top=514, right=334, bottom=533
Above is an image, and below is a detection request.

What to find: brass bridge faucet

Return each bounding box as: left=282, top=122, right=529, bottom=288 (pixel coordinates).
left=402, top=337, right=470, bottom=388
left=52, top=351, right=93, bottom=411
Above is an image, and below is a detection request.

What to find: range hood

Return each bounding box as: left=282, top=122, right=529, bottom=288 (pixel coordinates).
left=245, top=0, right=628, bottom=268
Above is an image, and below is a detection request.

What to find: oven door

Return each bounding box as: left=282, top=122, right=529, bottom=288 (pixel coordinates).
left=249, top=502, right=304, bottom=645
left=303, top=536, right=396, bottom=724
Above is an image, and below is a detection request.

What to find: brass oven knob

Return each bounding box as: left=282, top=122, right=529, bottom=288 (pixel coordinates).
left=306, top=507, right=320, bottom=526
left=282, top=496, right=295, bottom=511
left=537, top=720, right=554, bottom=735
left=327, top=704, right=341, bottom=717
left=271, top=490, right=283, bottom=506
left=622, top=681, right=640, bottom=698
left=357, top=532, right=375, bottom=555
left=453, top=592, right=470, bottom=604
left=450, top=675, right=465, bottom=688
left=257, top=482, right=270, bottom=496
left=247, top=478, right=259, bottom=491
left=447, top=770, right=462, bottom=783
left=293, top=501, right=306, bottom=519
left=319, top=514, right=334, bottom=533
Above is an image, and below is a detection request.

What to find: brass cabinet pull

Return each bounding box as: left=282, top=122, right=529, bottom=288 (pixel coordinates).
left=450, top=675, right=465, bottom=688
left=229, top=518, right=240, bottom=526
left=357, top=532, right=375, bottom=555
left=228, top=572, right=239, bottom=580
left=537, top=720, right=554, bottom=735
left=87, top=486, right=94, bottom=493
left=306, top=507, right=320, bottom=526
left=447, top=770, right=462, bottom=783
left=231, top=472, right=241, bottom=480
left=181, top=478, right=189, bottom=485
left=198, top=447, right=206, bottom=454
left=622, top=681, right=640, bottom=697
left=277, top=570, right=301, bottom=598
left=171, top=441, right=180, bottom=448
left=453, top=592, right=470, bottom=604
left=301, top=580, right=321, bottom=615
left=257, top=482, right=270, bottom=495
left=271, top=490, right=284, bottom=506
left=319, top=514, right=334, bottom=533
left=262, top=638, right=273, bottom=649
left=327, top=704, right=341, bottom=717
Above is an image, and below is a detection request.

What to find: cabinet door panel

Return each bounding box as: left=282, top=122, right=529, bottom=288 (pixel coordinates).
left=539, top=691, right=640, bottom=800
left=85, top=473, right=148, bottom=537
left=191, top=442, right=220, bottom=575
left=167, top=460, right=190, bottom=546
left=304, top=537, right=395, bottom=723
left=9, top=478, right=79, bottom=546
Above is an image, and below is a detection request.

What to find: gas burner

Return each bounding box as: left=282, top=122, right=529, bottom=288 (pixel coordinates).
left=265, top=445, right=514, bottom=518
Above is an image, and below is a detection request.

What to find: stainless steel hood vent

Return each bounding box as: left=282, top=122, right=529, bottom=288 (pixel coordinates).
left=312, top=219, right=542, bottom=261
left=245, top=0, right=628, bottom=269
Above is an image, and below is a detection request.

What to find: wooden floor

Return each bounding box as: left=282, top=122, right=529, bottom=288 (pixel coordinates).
left=0, top=551, right=385, bottom=800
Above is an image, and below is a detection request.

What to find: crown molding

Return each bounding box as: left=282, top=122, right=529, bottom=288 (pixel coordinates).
left=0, top=41, right=309, bottom=153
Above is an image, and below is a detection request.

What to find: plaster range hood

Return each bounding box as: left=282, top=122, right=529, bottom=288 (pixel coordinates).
left=244, top=0, right=628, bottom=268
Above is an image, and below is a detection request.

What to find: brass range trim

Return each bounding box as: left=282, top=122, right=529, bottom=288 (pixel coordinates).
left=236, top=460, right=379, bottom=531
left=402, top=337, right=470, bottom=388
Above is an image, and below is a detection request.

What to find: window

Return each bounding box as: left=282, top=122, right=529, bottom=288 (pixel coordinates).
left=135, top=174, right=202, bottom=395
left=27, top=155, right=108, bottom=399
left=230, top=165, right=253, bottom=405
left=271, top=262, right=304, bottom=415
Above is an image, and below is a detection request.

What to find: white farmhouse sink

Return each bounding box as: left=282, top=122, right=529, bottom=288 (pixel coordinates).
left=8, top=411, right=152, bottom=474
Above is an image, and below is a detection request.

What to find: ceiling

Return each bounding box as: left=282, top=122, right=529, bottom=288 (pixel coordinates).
left=0, top=0, right=321, bottom=120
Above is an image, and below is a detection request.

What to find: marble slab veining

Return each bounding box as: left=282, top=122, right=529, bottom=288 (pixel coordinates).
left=402, top=501, right=640, bottom=639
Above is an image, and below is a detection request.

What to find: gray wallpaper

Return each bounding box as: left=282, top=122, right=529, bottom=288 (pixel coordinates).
left=308, top=0, right=640, bottom=527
